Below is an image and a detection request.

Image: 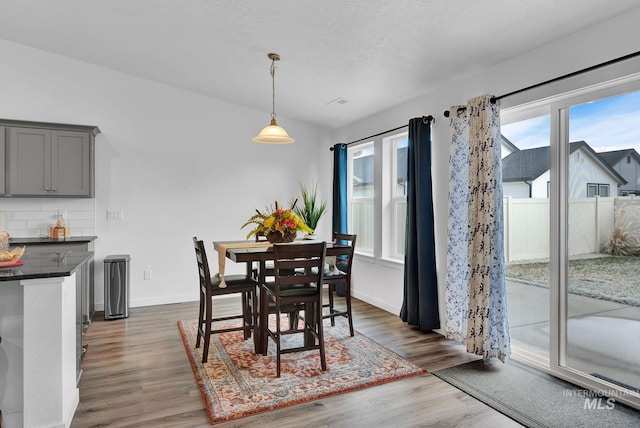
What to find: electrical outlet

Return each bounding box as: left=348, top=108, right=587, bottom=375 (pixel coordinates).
left=144, top=270, right=152, bottom=280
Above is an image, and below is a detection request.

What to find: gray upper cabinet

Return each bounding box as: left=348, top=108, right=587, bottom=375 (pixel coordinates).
left=53, top=130, right=91, bottom=196
left=2, top=119, right=100, bottom=197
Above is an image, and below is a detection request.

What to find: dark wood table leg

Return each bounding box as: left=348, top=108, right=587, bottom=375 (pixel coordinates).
left=258, top=260, right=269, bottom=355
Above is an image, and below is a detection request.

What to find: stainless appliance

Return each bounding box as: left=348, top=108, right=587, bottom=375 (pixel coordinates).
left=104, top=254, right=130, bottom=320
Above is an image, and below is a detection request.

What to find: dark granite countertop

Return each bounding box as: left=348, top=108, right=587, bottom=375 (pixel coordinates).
left=9, top=236, right=97, bottom=245
left=0, top=251, right=94, bottom=281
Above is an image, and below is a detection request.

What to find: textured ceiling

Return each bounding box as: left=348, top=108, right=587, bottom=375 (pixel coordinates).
left=1, top=0, right=639, bottom=129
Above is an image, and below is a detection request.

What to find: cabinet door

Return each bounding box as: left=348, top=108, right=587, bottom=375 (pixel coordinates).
left=76, top=267, right=84, bottom=384
left=8, top=127, right=52, bottom=195
left=52, top=130, right=91, bottom=196
left=0, top=127, right=5, bottom=195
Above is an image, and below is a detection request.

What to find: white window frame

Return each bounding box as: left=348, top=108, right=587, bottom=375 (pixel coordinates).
left=347, top=142, right=375, bottom=257
left=386, top=132, right=408, bottom=261
left=346, top=131, right=408, bottom=267
left=586, top=183, right=609, bottom=197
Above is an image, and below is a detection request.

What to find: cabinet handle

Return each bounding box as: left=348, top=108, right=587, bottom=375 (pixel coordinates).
left=51, top=188, right=57, bottom=192
left=45, top=187, right=50, bottom=191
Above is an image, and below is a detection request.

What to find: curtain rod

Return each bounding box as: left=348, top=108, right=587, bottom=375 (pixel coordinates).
left=443, top=49, right=640, bottom=117
left=329, top=115, right=433, bottom=151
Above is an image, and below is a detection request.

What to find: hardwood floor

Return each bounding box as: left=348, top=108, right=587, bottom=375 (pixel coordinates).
left=72, top=297, right=522, bottom=427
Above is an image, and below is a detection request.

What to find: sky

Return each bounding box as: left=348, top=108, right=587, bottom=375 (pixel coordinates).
left=500, top=90, right=640, bottom=155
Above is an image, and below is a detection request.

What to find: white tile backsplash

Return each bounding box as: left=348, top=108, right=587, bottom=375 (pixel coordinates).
left=0, top=198, right=96, bottom=237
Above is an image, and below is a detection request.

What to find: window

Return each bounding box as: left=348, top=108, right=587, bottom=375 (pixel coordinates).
left=390, top=135, right=408, bottom=259
left=586, top=183, right=609, bottom=197
left=348, top=143, right=374, bottom=255
left=347, top=131, right=408, bottom=262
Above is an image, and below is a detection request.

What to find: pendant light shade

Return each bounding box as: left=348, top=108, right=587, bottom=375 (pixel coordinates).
left=253, top=118, right=295, bottom=144
left=253, top=53, right=295, bottom=144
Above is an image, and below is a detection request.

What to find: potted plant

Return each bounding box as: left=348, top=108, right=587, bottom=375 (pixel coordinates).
left=241, top=200, right=313, bottom=243
left=292, top=182, right=327, bottom=239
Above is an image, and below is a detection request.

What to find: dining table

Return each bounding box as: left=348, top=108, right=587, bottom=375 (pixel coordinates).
left=212, top=239, right=352, bottom=355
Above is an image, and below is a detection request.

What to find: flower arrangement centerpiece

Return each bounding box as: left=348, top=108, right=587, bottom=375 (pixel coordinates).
left=242, top=200, right=313, bottom=243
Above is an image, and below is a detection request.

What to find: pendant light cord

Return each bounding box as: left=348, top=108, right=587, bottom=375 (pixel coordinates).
left=270, top=58, right=277, bottom=121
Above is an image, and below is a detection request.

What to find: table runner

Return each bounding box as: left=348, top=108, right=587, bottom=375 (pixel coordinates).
left=215, top=241, right=272, bottom=287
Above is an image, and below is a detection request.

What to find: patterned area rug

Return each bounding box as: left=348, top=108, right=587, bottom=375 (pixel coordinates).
left=178, top=317, right=427, bottom=425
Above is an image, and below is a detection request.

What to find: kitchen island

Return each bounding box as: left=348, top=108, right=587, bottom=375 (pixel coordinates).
left=0, top=250, right=94, bottom=428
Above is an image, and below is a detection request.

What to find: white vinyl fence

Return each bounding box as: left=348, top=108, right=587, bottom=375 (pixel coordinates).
left=503, top=196, right=640, bottom=262
left=352, top=195, right=639, bottom=263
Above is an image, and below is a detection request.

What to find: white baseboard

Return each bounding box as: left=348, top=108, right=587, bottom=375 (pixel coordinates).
left=94, top=294, right=234, bottom=312
left=351, top=290, right=400, bottom=315
left=95, top=291, right=398, bottom=316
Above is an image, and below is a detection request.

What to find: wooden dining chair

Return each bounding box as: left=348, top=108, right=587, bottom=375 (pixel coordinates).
left=260, top=241, right=327, bottom=377
left=252, top=231, right=274, bottom=277
left=322, top=233, right=357, bottom=336
left=251, top=232, right=300, bottom=331
left=193, top=237, right=258, bottom=363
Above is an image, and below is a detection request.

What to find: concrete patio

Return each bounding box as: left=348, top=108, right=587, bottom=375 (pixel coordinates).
left=506, top=279, right=640, bottom=391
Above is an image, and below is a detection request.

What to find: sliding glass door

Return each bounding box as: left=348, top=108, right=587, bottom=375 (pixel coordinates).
left=501, top=78, right=640, bottom=410
left=501, top=114, right=551, bottom=363
left=564, top=89, right=640, bottom=397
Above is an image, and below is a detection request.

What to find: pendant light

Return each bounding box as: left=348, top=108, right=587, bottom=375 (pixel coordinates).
left=253, top=53, right=295, bottom=144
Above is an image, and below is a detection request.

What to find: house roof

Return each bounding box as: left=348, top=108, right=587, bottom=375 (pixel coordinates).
left=501, top=141, right=627, bottom=185
left=597, top=148, right=640, bottom=166
left=501, top=135, right=520, bottom=154
left=502, top=145, right=551, bottom=182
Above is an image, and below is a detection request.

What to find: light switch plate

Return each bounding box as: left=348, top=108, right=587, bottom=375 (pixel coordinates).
left=107, top=209, right=124, bottom=221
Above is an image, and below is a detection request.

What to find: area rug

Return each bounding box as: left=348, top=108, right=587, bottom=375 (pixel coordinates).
left=433, top=359, right=640, bottom=428
left=178, top=317, right=427, bottom=425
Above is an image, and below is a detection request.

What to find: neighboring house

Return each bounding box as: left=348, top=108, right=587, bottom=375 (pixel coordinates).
left=353, top=135, right=517, bottom=197
left=353, top=145, right=409, bottom=197
left=597, top=148, right=640, bottom=195
left=502, top=141, right=627, bottom=198
left=501, top=135, right=520, bottom=159
left=355, top=138, right=631, bottom=200
left=352, top=150, right=374, bottom=197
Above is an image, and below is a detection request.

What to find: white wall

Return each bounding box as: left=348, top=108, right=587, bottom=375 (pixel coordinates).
left=569, top=148, right=619, bottom=198
left=0, top=38, right=333, bottom=308
left=332, top=7, right=640, bottom=322
left=531, top=170, right=550, bottom=198
left=504, top=182, right=531, bottom=198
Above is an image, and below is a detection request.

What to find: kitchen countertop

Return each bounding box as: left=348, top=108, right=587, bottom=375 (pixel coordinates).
left=9, top=236, right=97, bottom=245
left=0, top=251, right=94, bottom=281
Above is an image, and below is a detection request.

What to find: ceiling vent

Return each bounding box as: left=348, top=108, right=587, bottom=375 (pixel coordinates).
left=326, top=97, right=349, bottom=106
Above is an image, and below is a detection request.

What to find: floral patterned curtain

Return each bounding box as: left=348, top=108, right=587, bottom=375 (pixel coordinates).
left=444, top=95, right=511, bottom=362
left=444, top=105, right=469, bottom=343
